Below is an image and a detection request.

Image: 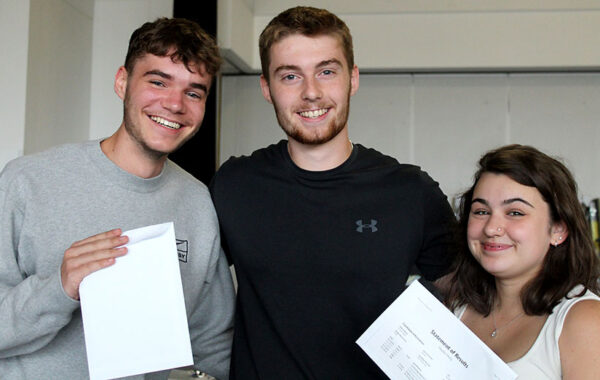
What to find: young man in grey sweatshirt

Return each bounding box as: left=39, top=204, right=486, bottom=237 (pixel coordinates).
left=0, top=18, right=234, bottom=380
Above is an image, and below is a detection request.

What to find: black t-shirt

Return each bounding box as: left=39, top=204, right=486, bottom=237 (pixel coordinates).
left=210, top=140, right=456, bottom=379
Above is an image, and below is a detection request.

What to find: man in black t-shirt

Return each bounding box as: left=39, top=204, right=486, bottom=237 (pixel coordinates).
left=210, top=6, right=456, bottom=379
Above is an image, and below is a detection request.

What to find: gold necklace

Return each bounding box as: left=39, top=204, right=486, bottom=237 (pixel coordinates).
left=491, top=309, right=525, bottom=338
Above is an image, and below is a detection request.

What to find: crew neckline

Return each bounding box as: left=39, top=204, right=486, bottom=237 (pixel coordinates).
left=280, top=140, right=359, bottom=179
left=85, top=139, right=169, bottom=193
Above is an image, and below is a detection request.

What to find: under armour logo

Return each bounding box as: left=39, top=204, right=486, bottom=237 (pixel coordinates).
left=356, top=219, right=378, bottom=233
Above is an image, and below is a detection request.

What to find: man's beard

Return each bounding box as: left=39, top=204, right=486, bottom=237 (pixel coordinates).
left=272, top=88, right=351, bottom=145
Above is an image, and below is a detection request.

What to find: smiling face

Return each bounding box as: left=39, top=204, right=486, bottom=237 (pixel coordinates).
left=115, top=53, right=212, bottom=159
left=467, top=173, right=567, bottom=284
left=260, top=34, right=358, bottom=145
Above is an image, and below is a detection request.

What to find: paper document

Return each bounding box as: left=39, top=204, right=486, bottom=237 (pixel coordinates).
left=80, top=222, right=193, bottom=380
left=357, top=281, right=517, bottom=380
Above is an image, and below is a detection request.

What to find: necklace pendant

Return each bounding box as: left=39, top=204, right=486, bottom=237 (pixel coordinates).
left=491, top=329, right=497, bottom=338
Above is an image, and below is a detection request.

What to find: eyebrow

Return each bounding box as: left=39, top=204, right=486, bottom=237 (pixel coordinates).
left=471, top=197, right=535, bottom=208
left=273, top=65, right=301, bottom=75
left=144, top=70, right=171, bottom=80
left=143, top=70, right=208, bottom=93
left=316, top=59, right=343, bottom=69
left=272, top=59, right=344, bottom=76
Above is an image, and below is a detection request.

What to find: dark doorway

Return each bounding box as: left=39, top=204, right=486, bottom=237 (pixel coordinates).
left=170, top=0, right=218, bottom=185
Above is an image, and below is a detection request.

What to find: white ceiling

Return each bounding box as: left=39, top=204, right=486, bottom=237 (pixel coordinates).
left=248, top=0, right=600, bottom=15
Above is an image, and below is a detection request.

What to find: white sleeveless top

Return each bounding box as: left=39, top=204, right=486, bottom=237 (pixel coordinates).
left=454, top=286, right=600, bottom=379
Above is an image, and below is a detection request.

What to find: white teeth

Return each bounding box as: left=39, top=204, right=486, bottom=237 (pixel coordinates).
left=299, top=108, right=327, bottom=118
left=150, top=116, right=181, bottom=129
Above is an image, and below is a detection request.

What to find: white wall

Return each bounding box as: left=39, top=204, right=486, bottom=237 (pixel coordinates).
left=23, top=0, right=95, bottom=155
left=217, top=1, right=600, bottom=202
left=219, top=1, right=600, bottom=73
left=217, top=0, right=254, bottom=72
left=219, top=73, right=600, bottom=201
left=3, top=0, right=600, bottom=203
left=89, top=0, right=174, bottom=140
left=344, top=11, right=600, bottom=72
left=0, top=0, right=30, bottom=169
left=0, top=0, right=173, bottom=173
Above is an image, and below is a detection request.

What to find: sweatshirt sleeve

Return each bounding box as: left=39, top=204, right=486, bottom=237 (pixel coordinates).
left=186, top=231, right=235, bottom=380
left=0, top=165, right=80, bottom=358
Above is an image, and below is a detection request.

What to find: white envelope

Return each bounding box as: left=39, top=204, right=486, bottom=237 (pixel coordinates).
left=80, top=222, right=193, bottom=380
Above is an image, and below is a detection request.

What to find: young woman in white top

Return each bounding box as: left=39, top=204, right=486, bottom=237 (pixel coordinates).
left=444, top=144, right=600, bottom=379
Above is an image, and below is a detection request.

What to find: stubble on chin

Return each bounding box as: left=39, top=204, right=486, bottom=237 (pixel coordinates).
left=122, top=93, right=200, bottom=160
left=122, top=99, right=167, bottom=160
left=272, top=91, right=351, bottom=146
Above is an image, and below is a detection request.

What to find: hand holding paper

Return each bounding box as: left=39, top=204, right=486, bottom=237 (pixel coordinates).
left=79, top=222, right=193, bottom=380
left=61, top=229, right=128, bottom=300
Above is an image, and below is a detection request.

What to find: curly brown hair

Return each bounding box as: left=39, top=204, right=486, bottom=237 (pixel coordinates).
left=259, top=6, right=354, bottom=82
left=445, top=144, right=600, bottom=316
left=124, top=18, right=222, bottom=79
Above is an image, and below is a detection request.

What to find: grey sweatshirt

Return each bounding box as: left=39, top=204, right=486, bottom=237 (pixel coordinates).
left=0, top=140, right=234, bottom=379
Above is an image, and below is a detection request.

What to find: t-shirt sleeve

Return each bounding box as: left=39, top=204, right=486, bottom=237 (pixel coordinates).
left=414, top=170, right=457, bottom=281
left=208, top=164, right=235, bottom=266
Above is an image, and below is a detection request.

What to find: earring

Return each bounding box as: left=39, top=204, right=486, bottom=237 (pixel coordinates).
left=553, top=236, right=563, bottom=247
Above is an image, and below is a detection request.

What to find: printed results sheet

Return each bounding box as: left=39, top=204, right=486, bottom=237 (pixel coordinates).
left=357, top=281, right=517, bottom=380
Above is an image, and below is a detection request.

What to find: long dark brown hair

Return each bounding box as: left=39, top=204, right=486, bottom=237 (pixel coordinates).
left=445, top=144, right=600, bottom=316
